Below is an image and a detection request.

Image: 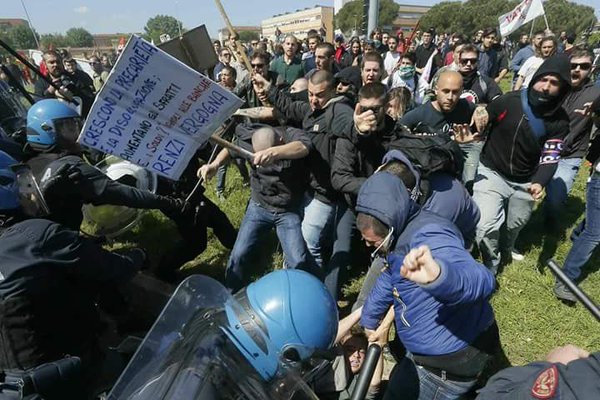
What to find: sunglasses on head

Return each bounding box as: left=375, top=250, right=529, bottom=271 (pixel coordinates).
left=459, top=58, right=478, bottom=65
left=571, top=62, right=591, bottom=71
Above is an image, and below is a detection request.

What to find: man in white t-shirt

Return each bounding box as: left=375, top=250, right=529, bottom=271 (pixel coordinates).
left=515, top=36, right=557, bottom=90
left=383, top=36, right=401, bottom=76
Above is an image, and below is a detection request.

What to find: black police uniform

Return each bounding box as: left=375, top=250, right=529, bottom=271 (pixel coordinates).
left=27, top=153, right=186, bottom=231
left=0, top=217, right=143, bottom=397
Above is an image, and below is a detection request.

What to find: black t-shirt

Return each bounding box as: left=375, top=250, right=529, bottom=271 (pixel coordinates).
left=400, top=99, right=475, bottom=134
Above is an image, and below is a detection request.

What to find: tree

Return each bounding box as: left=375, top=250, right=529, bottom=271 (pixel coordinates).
left=144, top=15, right=184, bottom=43
left=335, top=0, right=400, bottom=35
left=238, top=31, right=260, bottom=42
left=65, top=27, right=94, bottom=47
left=419, top=0, right=596, bottom=39
left=40, top=33, right=68, bottom=49
left=6, top=24, right=39, bottom=49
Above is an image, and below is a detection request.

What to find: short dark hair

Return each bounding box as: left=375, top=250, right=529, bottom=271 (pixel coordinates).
left=356, top=213, right=389, bottom=237
left=533, top=29, right=546, bottom=37
left=358, top=82, right=388, bottom=103
left=570, top=47, right=593, bottom=61
left=316, top=42, right=335, bottom=58
left=360, top=52, right=383, bottom=71
left=565, top=33, right=576, bottom=45
left=379, top=160, right=416, bottom=190
left=221, top=65, right=237, bottom=80
left=42, top=50, right=61, bottom=61
left=251, top=51, right=270, bottom=65
left=459, top=44, right=480, bottom=57
left=309, top=70, right=335, bottom=91
left=401, top=51, right=416, bottom=65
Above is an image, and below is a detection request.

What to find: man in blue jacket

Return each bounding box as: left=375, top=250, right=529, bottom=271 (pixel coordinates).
left=356, top=172, right=499, bottom=400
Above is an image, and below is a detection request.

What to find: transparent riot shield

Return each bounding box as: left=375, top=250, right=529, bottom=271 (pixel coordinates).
left=108, top=275, right=319, bottom=400
left=81, top=155, right=157, bottom=238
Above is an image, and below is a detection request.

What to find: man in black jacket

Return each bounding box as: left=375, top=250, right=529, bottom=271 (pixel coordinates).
left=473, top=56, right=572, bottom=273
left=252, top=69, right=354, bottom=299
left=198, top=125, right=314, bottom=292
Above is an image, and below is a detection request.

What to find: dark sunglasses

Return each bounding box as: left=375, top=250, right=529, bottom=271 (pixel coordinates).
left=459, top=58, right=478, bottom=65
left=571, top=62, right=591, bottom=71
left=251, top=63, right=264, bottom=69
left=360, top=105, right=384, bottom=114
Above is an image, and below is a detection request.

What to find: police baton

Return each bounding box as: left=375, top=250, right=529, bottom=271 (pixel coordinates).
left=350, top=343, right=382, bottom=400
left=547, top=259, right=600, bottom=322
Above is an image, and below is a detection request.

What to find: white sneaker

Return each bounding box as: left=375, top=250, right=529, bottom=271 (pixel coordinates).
left=511, top=250, right=525, bottom=261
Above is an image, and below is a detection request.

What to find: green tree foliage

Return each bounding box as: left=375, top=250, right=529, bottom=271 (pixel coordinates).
left=144, top=15, right=184, bottom=43
left=65, top=27, right=94, bottom=47
left=420, top=0, right=596, bottom=39
left=238, top=31, right=260, bottom=42
left=4, top=24, right=39, bottom=49
left=335, top=0, right=400, bottom=34
left=40, top=33, right=68, bottom=49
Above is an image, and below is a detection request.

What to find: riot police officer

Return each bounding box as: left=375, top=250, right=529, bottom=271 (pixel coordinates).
left=0, top=150, right=145, bottom=399
left=109, top=269, right=339, bottom=399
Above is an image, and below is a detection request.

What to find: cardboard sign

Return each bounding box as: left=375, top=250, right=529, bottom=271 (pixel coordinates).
left=78, top=35, right=243, bottom=180
left=157, top=25, right=219, bottom=72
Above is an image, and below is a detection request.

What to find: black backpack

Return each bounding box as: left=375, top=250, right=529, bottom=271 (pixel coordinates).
left=389, top=123, right=464, bottom=180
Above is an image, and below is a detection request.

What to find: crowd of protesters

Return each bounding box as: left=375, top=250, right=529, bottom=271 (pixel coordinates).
left=1, top=21, right=600, bottom=399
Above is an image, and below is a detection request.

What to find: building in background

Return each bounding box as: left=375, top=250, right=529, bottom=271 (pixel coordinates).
left=393, top=4, right=431, bottom=34
left=261, top=6, right=334, bottom=43
left=0, top=18, right=27, bottom=30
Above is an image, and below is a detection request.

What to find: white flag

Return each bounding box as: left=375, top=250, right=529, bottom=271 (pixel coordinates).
left=498, top=0, right=545, bottom=37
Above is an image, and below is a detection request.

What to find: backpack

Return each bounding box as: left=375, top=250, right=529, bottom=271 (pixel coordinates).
left=389, top=124, right=464, bottom=179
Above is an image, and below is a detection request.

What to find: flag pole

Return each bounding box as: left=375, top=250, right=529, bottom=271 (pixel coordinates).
left=542, top=13, right=550, bottom=32
left=529, top=17, right=535, bottom=37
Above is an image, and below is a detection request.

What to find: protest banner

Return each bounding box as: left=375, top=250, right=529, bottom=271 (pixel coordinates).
left=157, top=25, right=218, bottom=73
left=498, top=0, right=545, bottom=37
left=78, top=35, right=243, bottom=180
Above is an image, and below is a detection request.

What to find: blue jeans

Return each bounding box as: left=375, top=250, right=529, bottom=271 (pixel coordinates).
left=383, top=356, right=476, bottom=400
left=225, top=201, right=310, bottom=292
left=216, top=159, right=249, bottom=194
left=544, top=158, right=582, bottom=220
left=562, top=172, right=600, bottom=282
left=473, top=164, right=535, bottom=273
left=459, top=141, right=484, bottom=193
left=301, top=195, right=350, bottom=299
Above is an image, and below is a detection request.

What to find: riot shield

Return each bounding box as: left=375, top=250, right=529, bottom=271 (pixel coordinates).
left=81, top=155, right=157, bottom=238
left=108, top=275, right=319, bottom=400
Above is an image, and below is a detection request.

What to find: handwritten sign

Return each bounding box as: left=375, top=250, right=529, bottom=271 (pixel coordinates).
left=78, top=35, right=243, bottom=180
left=498, top=0, right=545, bottom=37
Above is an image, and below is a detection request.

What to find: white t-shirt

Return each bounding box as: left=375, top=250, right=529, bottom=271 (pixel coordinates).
left=383, top=51, right=401, bottom=76
left=518, top=56, right=544, bottom=88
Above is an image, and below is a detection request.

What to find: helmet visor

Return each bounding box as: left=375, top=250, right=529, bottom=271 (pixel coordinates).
left=53, top=117, right=83, bottom=144
left=11, top=164, right=50, bottom=217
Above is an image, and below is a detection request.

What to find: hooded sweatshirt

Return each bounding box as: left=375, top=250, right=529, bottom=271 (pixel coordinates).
left=357, top=172, right=495, bottom=356
left=381, top=150, right=480, bottom=246
left=480, top=55, right=571, bottom=186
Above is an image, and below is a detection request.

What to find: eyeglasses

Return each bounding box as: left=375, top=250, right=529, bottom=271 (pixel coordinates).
left=571, top=62, right=591, bottom=71
left=251, top=63, right=264, bottom=69
left=459, top=58, right=478, bottom=65
left=370, top=227, right=394, bottom=260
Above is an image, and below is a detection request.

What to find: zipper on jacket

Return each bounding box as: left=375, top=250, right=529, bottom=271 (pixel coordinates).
left=509, top=116, right=524, bottom=176
left=392, top=287, right=411, bottom=327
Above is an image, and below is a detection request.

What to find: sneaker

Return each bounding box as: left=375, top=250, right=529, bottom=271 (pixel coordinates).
left=553, top=281, right=577, bottom=303
left=510, top=250, right=525, bottom=261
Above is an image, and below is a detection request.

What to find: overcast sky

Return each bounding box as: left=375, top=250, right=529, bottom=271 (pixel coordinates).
left=3, top=0, right=599, bottom=37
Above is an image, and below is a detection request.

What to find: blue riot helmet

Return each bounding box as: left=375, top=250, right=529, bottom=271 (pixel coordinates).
left=0, top=150, right=19, bottom=210
left=223, top=269, right=339, bottom=381
left=27, top=99, right=82, bottom=151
